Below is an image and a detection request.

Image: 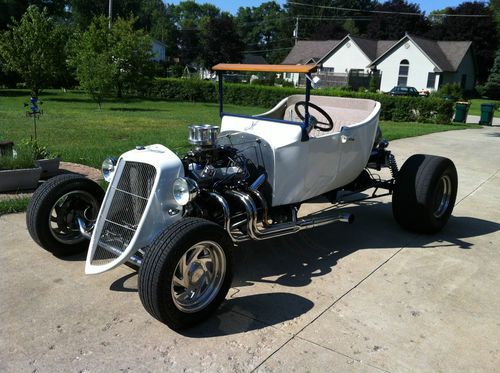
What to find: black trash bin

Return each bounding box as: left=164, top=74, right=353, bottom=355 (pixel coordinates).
left=453, top=102, right=469, bottom=123
left=479, top=103, right=496, bottom=126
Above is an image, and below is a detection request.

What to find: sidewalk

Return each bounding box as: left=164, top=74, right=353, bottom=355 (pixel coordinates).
left=466, top=114, right=500, bottom=126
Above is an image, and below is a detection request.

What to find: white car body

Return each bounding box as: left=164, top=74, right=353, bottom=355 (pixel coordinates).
left=86, top=95, right=381, bottom=274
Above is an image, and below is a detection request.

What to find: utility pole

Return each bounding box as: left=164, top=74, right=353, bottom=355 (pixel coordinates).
left=108, top=0, right=112, bottom=29
left=293, top=17, right=299, bottom=45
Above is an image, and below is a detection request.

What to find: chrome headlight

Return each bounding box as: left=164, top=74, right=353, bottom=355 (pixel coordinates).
left=101, top=157, right=117, bottom=182
left=173, top=177, right=199, bottom=206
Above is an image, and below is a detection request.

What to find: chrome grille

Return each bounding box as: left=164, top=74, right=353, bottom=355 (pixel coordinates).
left=91, top=161, right=156, bottom=266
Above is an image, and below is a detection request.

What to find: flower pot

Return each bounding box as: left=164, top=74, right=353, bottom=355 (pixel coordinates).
left=35, top=157, right=61, bottom=179
left=0, top=166, right=42, bottom=192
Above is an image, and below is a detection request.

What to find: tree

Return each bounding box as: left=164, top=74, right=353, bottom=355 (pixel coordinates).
left=483, top=49, right=500, bottom=99
left=69, top=16, right=153, bottom=106
left=0, top=0, right=69, bottom=30
left=235, top=2, right=291, bottom=63
left=69, top=16, right=114, bottom=108
left=0, top=5, right=68, bottom=96
left=200, top=13, right=243, bottom=68
left=365, top=0, right=429, bottom=39
left=426, top=2, right=497, bottom=83
left=285, top=0, right=376, bottom=40
left=111, top=16, right=154, bottom=97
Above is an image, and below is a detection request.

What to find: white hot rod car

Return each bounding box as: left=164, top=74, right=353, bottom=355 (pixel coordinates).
left=26, top=64, right=458, bottom=330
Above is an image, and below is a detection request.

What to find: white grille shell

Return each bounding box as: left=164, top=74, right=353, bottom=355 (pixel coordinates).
left=85, top=144, right=184, bottom=274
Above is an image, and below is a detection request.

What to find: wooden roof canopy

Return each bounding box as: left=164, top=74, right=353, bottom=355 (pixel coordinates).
left=212, top=63, right=317, bottom=73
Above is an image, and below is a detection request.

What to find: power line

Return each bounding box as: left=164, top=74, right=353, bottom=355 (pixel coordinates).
left=288, top=1, right=492, bottom=18
left=242, top=46, right=293, bottom=53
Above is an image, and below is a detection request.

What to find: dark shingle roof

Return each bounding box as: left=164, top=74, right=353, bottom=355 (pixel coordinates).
left=242, top=54, right=268, bottom=64
left=375, top=40, right=397, bottom=59
left=349, top=36, right=378, bottom=60
left=282, top=40, right=340, bottom=64
left=437, top=40, right=472, bottom=71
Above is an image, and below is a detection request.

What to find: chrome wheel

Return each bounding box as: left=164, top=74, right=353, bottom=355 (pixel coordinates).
left=49, top=190, right=100, bottom=245
left=432, top=175, right=452, bottom=218
left=171, top=240, right=226, bottom=313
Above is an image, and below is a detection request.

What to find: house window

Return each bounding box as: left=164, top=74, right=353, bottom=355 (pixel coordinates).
left=397, top=59, right=409, bottom=86
left=426, top=72, right=436, bottom=89
left=322, top=67, right=335, bottom=75
left=349, top=69, right=364, bottom=76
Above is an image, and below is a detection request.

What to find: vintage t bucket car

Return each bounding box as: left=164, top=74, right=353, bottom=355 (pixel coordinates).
left=26, top=64, right=458, bottom=330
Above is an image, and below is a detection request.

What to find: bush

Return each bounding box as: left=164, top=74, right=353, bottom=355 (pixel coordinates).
left=147, top=78, right=454, bottom=124
left=434, top=83, right=463, bottom=100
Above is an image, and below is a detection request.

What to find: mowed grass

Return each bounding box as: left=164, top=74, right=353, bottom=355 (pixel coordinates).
left=0, top=89, right=267, bottom=168
left=0, top=89, right=480, bottom=169
left=379, top=121, right=478, bottom=141
left=468, top=98, right=499, bottom=117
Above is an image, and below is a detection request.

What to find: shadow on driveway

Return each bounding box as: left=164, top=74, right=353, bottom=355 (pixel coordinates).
left=103, top=200, right=499, bottom=336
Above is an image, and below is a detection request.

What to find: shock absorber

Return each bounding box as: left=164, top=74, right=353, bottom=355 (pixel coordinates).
left=387, top=153, right=398, bottom=179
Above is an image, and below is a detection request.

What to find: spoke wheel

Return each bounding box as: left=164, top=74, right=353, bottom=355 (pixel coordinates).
left=49, top=190, right=100, bottom=245
left=171, top=241, right=226, bottom=313
left=26, top=174, right=104, bottom=256
left=139, top=218, right=233, bottom=330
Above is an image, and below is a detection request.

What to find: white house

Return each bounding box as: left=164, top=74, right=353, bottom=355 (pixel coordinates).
left=281, top=34, right=476, bottom=92
left=318, top=35, right=395, bottom=75
left=369, top=34, right=475, bottom=92
left=151, top=39, right=166, bottom=62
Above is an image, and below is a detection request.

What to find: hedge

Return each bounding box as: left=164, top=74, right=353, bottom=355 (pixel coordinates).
left=147, top=78, right=454, bottom=124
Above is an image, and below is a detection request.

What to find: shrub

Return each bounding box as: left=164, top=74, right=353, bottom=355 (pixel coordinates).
left=147, top=78, right=454, bottom=124
left=434, top=83, right=463, bottom=100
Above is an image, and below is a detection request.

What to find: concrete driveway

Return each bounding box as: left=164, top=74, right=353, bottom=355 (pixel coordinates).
left=1, top=125, right=499, bottom=372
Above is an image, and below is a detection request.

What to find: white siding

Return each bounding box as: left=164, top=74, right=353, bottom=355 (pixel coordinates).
left=375, top=40, right=438, bottom=92
left=441, top=49, right=475, bottom=90
left=151, top=40, right=166, bottom=62
left=322, top=40, right=371, bottom=74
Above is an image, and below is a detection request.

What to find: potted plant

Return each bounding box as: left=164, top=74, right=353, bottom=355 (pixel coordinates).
left=28, top=139, right=61, bottom=178
left=0, top=144, right=42, bottom=192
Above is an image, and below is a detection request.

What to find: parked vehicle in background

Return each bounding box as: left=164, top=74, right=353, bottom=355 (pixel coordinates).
left=388, top=86, right=420, bottom=97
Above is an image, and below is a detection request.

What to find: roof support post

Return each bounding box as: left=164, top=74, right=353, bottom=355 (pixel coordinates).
left=302, top=73, right=311, bottom=141
left=218, top=71, right=223, bottom=118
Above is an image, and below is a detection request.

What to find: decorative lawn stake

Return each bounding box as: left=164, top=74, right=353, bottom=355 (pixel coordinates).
left=24, top=95, right=43, bottom=140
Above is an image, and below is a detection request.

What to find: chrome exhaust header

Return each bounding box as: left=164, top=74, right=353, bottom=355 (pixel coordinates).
left=217, top=190, right=353, bottom=242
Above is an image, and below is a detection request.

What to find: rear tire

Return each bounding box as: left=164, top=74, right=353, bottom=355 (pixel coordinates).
left=392, top=154, right=457, bottom=233
left=26, top=174, right=104, bottom=256
left=138, top=218, right=233, bottom=330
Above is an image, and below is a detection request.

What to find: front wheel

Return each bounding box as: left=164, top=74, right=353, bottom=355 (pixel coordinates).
left=392, top=154, right=458, bottom=233
left=26, top=174, right=104, bottom=256
left=138, top=218, right=233, bottom=330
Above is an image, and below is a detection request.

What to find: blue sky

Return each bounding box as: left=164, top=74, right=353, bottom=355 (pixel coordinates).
left=164, top=1, right=476, bottom=14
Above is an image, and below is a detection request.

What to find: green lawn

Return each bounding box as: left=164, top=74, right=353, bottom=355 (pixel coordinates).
left=0, top=89, right=479, bottom=169
left=468, top=98, right=499, bottom=117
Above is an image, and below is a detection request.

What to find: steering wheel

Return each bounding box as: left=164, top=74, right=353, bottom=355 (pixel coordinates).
left=294, top=101, right=334, bottom=132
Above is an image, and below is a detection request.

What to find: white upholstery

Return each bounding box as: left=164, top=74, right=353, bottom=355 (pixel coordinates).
left=255, top=94, right=378, bottom=138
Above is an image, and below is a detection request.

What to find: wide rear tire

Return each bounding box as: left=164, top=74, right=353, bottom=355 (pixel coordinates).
left=26, top=174, right=104, bottom=256
left=138, top=217, right=233, bottom=330
left=392, top=154, right=457, bottom=234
